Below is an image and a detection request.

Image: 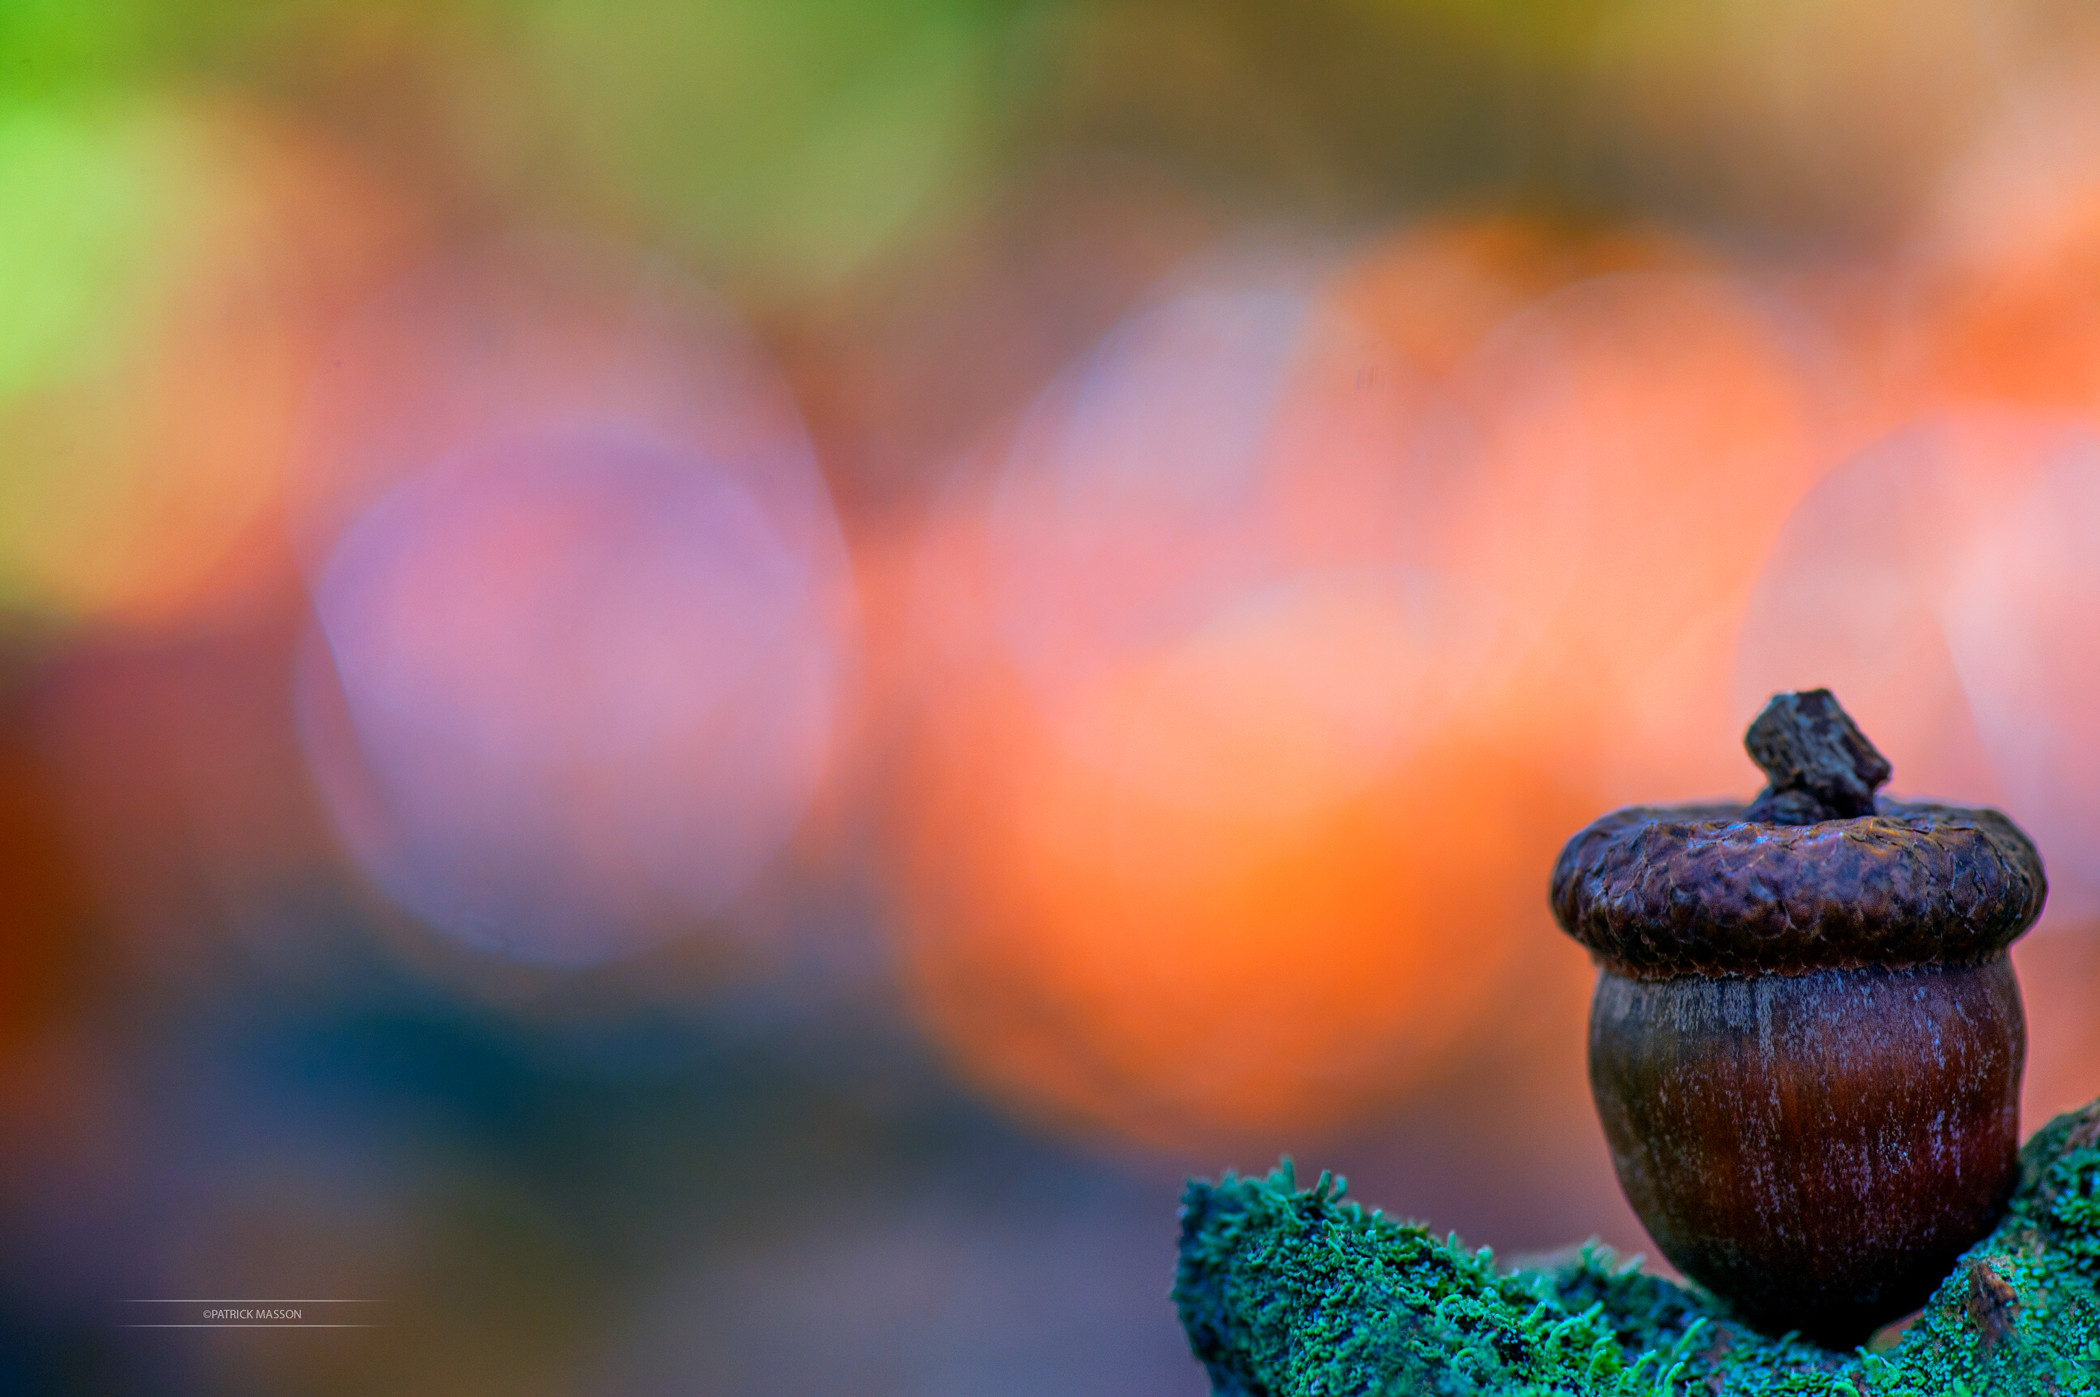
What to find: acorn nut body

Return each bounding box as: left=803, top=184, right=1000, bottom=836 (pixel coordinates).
left=1551, top=691, right=2046, bottom=1346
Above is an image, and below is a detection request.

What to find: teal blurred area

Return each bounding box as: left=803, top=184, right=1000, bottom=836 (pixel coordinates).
left=13, top=3, right=2100, bottom=1392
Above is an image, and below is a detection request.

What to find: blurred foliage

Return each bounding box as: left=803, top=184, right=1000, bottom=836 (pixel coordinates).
left=521, top=0, right=1040, bottom=292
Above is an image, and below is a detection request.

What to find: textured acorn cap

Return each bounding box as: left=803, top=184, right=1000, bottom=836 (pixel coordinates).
left=1550, top=691, right=2047, bottom=979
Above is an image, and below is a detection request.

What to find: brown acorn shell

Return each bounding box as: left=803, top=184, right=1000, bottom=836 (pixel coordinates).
left=1589, top=957, right=2024, bottom=1345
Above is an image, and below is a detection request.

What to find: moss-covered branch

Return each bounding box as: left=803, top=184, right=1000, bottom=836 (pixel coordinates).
left=1175, top=1099, right=2100, bottom=1394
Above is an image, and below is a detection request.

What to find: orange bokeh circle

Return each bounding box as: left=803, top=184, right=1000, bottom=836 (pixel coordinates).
left=890, top=220, right=1720, bottom=1148
left=898, top=639, right=1583, bottom=1146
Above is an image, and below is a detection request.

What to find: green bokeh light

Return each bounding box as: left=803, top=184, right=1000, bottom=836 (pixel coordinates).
left=526, top=0, right=1026, bottom=294
left=0, top=100, right=193, bottom=403
left=0, top=95, right=255, bottom=625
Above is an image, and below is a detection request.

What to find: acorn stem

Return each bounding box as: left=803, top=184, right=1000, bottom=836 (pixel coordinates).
left=1742, top=689, right=1892, bottom=825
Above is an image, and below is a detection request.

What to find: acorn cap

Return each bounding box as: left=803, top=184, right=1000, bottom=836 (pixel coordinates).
left=1551, top=691, right=2047, bottom=979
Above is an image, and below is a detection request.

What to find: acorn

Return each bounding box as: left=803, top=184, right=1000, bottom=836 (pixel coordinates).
left=1550, top=690, right=2046, bottom=1346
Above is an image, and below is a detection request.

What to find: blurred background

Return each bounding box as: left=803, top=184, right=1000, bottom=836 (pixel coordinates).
left=10, top=1, right=2100, bottom=1391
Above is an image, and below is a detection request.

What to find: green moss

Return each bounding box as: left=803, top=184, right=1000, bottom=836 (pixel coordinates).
left=1175, top=1099, right=2100, bottom=1395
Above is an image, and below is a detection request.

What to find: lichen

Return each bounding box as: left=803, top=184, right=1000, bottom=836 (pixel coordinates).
left=1175, top=1098, right=2100, bottom=1395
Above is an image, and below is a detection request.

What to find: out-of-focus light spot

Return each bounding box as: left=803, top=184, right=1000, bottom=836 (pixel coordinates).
left=1945, top=444, right=2100, bottom=916
left=901, top=667, right=1575, bottom=1146
left=1443, top=270, right=1841, bottom=799
left=895, top=245, right=1601, bottom=1147
left=0, top=96, right=406, bottom=629
left=523, top=0, right=1006, bottom=293
left=295, top=245, right=853, bottom=965
left=1914, top=83, right=2100, bottom=415
left=0, top=103, right=169, bottom=400
left=1052, top=569, right=1469, bottom=825
left=983, top=278, right=1327, bottom=708
left=311, top=434, right=836, bottom=961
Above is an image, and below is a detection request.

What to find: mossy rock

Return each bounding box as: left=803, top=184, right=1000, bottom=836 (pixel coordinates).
left=1175, top=1099, right=2100, bottom=1395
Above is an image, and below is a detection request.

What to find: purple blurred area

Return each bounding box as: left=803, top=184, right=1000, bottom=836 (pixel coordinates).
left=13, top=3, right=2100, bottom=1393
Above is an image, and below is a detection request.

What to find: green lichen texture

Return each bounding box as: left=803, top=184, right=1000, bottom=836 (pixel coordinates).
left=1176, top=1099, right=2100, bottom=1395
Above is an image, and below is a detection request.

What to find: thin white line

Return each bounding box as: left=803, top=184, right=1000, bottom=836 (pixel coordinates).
left=120, top=1324, right=381, bottom=1329
left=121, top=1300, right=386, bottom=1304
